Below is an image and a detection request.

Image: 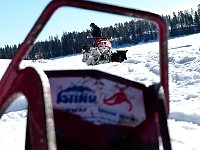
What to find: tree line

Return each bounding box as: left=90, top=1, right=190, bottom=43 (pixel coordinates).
left=1, top=6, right=200, bottom=59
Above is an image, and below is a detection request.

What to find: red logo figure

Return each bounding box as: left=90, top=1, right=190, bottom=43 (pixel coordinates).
left=103, top=89, right=133, bottom=111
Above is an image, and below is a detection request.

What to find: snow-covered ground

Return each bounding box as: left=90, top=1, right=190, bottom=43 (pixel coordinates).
left=1, top=33, right=200, bottom=149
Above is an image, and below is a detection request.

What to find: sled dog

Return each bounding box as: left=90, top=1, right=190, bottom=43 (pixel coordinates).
left=82, top=45, right=91, bottom=62
left=86, top=47, right=101, bottom=65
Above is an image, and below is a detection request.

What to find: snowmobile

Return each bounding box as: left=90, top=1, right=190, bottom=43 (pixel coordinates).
left=0, top=0, right=171, bottom=150
left=82, top=36, right=128, bottom=65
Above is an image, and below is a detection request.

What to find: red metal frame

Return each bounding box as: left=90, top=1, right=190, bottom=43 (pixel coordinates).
left=0, top=0, right=169, bottom=150
left=0, top=0, right=169, bottom=114
left=0, top=67, right=56, bottom=150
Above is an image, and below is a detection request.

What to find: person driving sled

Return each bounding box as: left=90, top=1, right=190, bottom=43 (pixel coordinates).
left=89, top=23, right=103, bottom=47
left=90, top=23, right=102, bottom=37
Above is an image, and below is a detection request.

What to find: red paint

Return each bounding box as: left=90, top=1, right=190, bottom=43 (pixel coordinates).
left=104, top=89, right=132, bottom=111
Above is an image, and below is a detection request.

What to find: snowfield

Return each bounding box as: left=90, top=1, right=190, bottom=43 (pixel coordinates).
left=1, top=33, right=200, bottom=150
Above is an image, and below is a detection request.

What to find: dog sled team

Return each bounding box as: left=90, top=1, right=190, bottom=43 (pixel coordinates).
left=82, top=23, right=128, bottom=65
left=82, top=23, right=111, bottom=65
left=82, top=43, right=111, bottom=65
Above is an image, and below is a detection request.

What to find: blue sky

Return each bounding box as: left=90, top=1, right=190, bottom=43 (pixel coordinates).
left=0, top=0, right=198, bottom=47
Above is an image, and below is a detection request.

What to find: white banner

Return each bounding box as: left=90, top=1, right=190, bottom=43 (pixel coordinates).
left=49, top=76, right=146, bottom=127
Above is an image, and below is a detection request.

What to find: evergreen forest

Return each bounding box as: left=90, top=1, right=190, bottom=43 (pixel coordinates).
left=0, top=6, right=200, bottom=60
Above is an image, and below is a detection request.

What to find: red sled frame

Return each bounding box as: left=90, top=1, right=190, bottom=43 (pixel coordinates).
left=0, top=0, right=170, bottom=150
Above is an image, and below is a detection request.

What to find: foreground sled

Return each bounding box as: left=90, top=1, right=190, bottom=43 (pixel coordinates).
left=0, top=0, right=170, bottom=150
